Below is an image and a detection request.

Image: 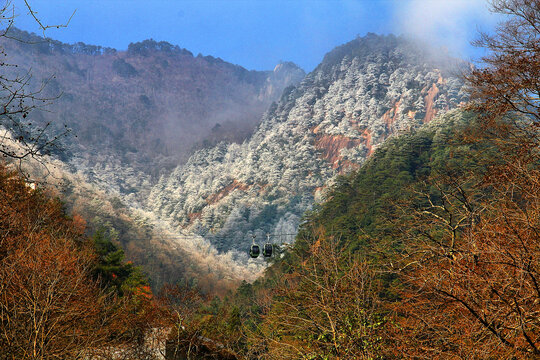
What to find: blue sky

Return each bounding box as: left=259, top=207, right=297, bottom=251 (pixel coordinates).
left=11, top=0, right=499, bottom=71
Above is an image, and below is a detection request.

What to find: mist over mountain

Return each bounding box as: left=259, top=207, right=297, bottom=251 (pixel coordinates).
left=148, top=33, right=468, bottom=254
left=1, top=28, right=305, bottom=182
left=0, top=29, right=469, bottom=283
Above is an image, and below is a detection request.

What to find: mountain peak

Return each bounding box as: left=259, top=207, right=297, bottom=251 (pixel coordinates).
left=0, top=27, right=305, bottom=183
left=318, top=33, right=464, bottom=76
left=273, top=61, right=304, bottom=74
left=126, top=38, right=193, bottom=57
left=148, top=33, right=469, bottom=256
left=260, top=61, right=306, bottom=101
left=319, top=33, right=399, bottom=68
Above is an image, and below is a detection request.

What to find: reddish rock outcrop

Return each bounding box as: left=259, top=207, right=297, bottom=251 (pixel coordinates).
left=362, top=129, right=373, bottom=156
left=423, top=83, right=440, bottom=123
left=187, top=212, right=201, bottom=222
left=382, top=99, right=402, bottom=128
left=314, top=134, right=362, bottom=169
left=205, top=180, right=250, bottom=205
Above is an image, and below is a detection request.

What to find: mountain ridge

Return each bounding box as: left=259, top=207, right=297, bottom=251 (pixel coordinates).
left=148, top=33, right=469, bottom=254
left=1, top=27, right=305, bottom=182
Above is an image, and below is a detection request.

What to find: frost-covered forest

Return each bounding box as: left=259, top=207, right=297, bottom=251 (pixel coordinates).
left=0, top=28, right=305, bottom=191
left=148, top=34, right=468, bottom=253
left=0, top=30, right=469, bottom=285
left=2, top=1, right=539, bottom=358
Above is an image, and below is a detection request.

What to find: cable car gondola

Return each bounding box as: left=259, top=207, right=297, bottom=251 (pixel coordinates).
left=249, top=244, right=260, bottom=258
left=249, top=235, right=260, bottom=258
left=262, top=243, right=273, bottom=258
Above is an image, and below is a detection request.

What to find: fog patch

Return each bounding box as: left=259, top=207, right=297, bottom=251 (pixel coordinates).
left=394, top=0, right=498, bottom=60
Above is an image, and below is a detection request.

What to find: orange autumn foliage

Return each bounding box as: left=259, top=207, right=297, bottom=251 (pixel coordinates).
left=0, top=164, right=113, bottom=359
left=386, top=2, right=540, bottom=357
left=388, top=161, right=540, bottom=358
left=0, top=163, right=165, bottom=359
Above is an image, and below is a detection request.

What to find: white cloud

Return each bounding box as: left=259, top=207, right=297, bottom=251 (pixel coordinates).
left=394, top=0, right=500, bottom=59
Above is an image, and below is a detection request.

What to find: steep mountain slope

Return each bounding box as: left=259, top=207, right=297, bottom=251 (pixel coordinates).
left=1, top=129, right=261, bottom=292
left=148, top=34, right=468, bottom=253
left=1, top=28, right=305, bottom=182
left=295, top=109, right=479, bottom=248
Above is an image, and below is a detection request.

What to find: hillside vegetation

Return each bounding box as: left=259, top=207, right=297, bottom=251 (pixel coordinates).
left=0, top=28, right=304, bottom=188
left=161, top=2, right=540, bottom=358
left=0, top=163, right=168, bottom=359
left=1, top=1, right=538, bottom=359
left=149, top=33, right=468, bottom=254
left=164, top=105, right=538, bottom=358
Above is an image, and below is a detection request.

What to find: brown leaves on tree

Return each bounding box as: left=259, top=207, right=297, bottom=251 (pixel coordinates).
left=389, top=160, right=540, bottom=358
left=386, top=2, right=540, bottom=357
left=466, top=0, right=540, bottom=135
left=258, top=234, right=385, bottom=360
left=0, top=164, right=165, bottom=359
left=0, top=164, right=110, bottom=358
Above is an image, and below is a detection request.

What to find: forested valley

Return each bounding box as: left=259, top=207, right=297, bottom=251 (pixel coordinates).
left=1, top=0, right=539, bottom=359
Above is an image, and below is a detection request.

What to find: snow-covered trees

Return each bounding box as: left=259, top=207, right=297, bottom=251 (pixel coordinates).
left=148, top=34, right=468, bottom=253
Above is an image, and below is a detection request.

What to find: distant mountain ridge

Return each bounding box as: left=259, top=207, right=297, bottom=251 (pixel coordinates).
left=1, top=28, right=305, bottom=183
left=148, top=34, right=468, bottom=253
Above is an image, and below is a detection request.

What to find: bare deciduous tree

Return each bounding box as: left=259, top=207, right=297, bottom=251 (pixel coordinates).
left=0, top=1, right=74, bottom=167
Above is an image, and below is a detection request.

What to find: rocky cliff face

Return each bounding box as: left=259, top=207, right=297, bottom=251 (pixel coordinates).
left=148, top=34, right=468, bottom=253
